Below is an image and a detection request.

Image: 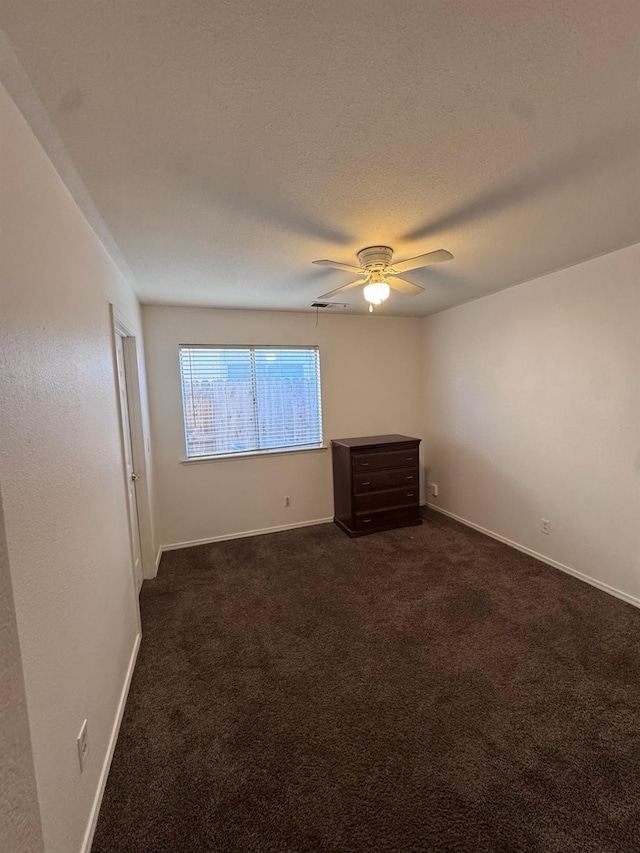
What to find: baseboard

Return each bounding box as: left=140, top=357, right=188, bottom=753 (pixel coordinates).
left=79, top=631, right=141, bottom=853
left=154, top=546, right=163, bottom=573
left=427, top=503, right=640, bottom=610
left=161, top=516, right=334, bottom=553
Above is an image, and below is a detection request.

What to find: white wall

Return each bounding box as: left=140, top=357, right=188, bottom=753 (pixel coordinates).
left=143, top=306, right=423, bottom=547
left=422, top=244, right=640, bottom=603
left=0, top=82, right=154, bottom=852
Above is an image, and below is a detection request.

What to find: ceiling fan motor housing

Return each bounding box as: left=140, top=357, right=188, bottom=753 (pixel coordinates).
left=357, top=245, right=394, bottom=271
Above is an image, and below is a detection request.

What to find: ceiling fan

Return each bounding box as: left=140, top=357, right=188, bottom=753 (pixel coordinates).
left=313, top=245, right=454, bottom=311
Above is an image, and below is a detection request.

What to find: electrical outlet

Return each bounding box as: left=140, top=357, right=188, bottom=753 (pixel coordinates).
left=77, top=719, right=89, bottom=773
left=285, top=496, right=291, bottom=507
left=541, top=518, right=551, bottom=535
left=428, top=483, right=439, bottom=497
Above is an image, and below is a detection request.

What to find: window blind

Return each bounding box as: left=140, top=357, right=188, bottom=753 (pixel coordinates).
left=179, top=346, right=323, bottom=458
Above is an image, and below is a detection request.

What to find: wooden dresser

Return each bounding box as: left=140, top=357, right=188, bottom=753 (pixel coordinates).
left=331, top=435, right=422, bottom=537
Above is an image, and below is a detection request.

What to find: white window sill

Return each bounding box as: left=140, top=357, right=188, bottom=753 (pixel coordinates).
left=180, top=445, right=328, bottom=464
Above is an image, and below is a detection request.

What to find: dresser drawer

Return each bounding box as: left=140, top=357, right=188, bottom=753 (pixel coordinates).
left=354, top=505, right=420, bottom=531
left=352, top=448, right=419, bottom=472
left=354, top=486, right=418, bottom=513
left=354, top=468, right=418, bottom=493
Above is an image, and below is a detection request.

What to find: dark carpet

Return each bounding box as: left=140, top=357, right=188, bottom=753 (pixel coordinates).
left=92, top=510, right=640, bottom=853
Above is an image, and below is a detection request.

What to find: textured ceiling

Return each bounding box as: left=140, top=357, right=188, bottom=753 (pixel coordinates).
left=2, top=0, right=639, bottom=316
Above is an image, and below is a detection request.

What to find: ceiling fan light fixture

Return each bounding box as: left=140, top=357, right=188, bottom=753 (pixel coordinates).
left=363, top=281, right=390, bottom=304
left=363, top=279, right=390, bottom=308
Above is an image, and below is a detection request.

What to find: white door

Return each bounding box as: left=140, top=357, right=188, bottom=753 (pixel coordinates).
left=115, top=333, right=144, bottom=593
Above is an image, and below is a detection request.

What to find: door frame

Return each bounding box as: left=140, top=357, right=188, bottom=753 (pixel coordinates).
left=110, top=306, right=154, bottom=602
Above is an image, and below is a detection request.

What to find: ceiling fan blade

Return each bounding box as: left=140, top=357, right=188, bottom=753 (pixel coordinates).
left=391, top=249, right=453, bottom=273
left=312, top=259, right=364, bottom=275
left=318, top=279, right=367, bottom=299
left=388, top=277, right=425, bottom=296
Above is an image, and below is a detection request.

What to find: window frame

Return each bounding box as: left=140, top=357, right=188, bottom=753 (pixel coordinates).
left=178, top=344, right=326, bottom=462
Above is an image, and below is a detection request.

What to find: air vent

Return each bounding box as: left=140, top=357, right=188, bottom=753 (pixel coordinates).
left=310, top=301, right=348, bottom=309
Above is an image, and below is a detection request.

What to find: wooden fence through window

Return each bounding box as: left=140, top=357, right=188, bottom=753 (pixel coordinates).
left=183, top=378, right=319, bottom=456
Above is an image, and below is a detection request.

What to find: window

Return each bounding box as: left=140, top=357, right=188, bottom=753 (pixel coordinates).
left=179, top=346, right=323, bottom=459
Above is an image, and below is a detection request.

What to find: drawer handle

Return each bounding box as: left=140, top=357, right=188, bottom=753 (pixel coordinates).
left=407, top=492, right=415, bottom=497
left=362, top=518, right=372, bottom=524
left=362, top=481, right=371, bottom=485
left=360, top=462, right=370, bottom=467
left=406, top=457, right=414, bottom=461
left=406, top=475, right=414, bottom=480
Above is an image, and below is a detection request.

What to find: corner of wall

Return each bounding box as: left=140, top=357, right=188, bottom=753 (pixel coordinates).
left=0, top=486, right=45, bottom=853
